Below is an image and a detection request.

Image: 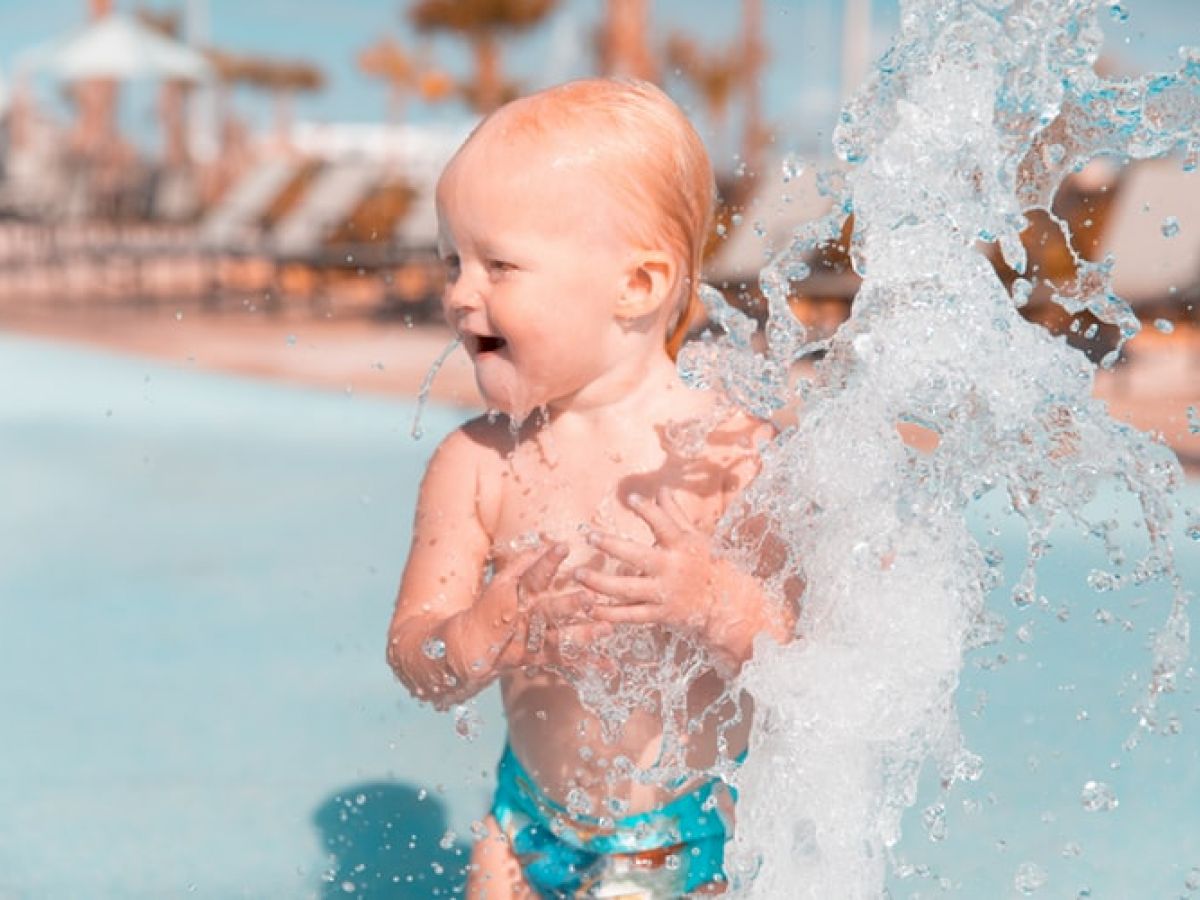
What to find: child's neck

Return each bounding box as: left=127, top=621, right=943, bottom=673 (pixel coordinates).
left=549, top=351, right=682, bottom=428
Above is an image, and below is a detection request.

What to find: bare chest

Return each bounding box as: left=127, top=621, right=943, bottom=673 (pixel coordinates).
left=485, top=437, right=732, bottom=568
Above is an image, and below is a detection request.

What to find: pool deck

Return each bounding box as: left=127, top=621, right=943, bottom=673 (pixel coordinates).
left=2, top=304, right=1197, bottom=470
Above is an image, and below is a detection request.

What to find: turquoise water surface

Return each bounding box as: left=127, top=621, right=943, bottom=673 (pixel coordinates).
left=1, top=333, right=1196, bottom=898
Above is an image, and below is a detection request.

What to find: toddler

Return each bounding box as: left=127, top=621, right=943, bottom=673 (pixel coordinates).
left=387, top=78, right=794, bottom=898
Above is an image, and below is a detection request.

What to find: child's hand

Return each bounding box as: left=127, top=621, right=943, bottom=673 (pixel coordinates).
left=574, top=488, right=719, bottom=637
left=484, top=542, right=608, bottom=670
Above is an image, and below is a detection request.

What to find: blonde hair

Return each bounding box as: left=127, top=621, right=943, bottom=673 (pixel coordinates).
left=461, top=78, right=715, bottom=359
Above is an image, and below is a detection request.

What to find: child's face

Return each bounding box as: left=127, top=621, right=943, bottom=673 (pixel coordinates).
left=435, top=129, right=645, bottom=418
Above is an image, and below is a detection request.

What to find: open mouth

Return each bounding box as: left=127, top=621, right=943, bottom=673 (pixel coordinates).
left=471, top=335, right=507, bottom=354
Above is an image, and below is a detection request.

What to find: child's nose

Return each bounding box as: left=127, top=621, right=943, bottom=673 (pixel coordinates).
left=443, top=276, right=484, bottom=320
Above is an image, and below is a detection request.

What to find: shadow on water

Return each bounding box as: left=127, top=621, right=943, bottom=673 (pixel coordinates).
left=312, top=781, right=471, bottom=897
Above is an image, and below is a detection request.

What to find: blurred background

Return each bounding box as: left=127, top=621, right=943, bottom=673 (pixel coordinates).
left=0, top=2, right=1197, bottom=898
left=0, top=0, right=1194, bottom=448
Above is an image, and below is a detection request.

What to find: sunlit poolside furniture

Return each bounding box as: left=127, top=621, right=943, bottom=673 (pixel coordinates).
left=265, top=156, right=442, bottom=320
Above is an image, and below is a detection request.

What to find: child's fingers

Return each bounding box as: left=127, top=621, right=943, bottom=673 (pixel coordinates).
left=657, top=487, right=696, bottom=532
left=627, top=492, right=684, bottom=545
left=589, top=603, right=662, bottom=624
left=519, top=542, right=570, bottom=594
left=554, top=621, right=614, bottom=647
left=573, top=567, right=659, bottom=603
left=535, top=589, right=595, bottom=623
left=586, top=531, right=659, bottom=573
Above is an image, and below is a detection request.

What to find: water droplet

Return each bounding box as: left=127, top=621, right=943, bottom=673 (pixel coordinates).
left=1012, top=583, right=1035, bottom=609
left=1161, top=216, right=1180, bottom=238
left=1186, top=406, right=1199, bottom=435
left=1107, top=1, right=1129, bottom=21
left=565, top=788, right=593, bottom=818
left=422, top=638, right=446, bottom=660
left=285, top=334, right=297, bottom=346
left=1086, top=569, right=1121, bottom=592
left=340, top=881, right=357, bottom=893
left=174, top=310, right=184, bottom=321
left=1186, top=518, right=1200, bottom=542
left=1014, top=861, right=1048, bottom=894
left=1012, top=278, right=1033, bottom=307
left=1153, top=318, right=1174, bottom=334
left=922, top=802, right=947, bottom=841
left=785, top=261, right=812, bottom=281
left=1061, top=841, right=1083, bottom=858
left=781, top=155, right=805, bottom=182
left=1079, top=780, right=1118, bottom=811
left=439, top=829, right=456, bottom=850
left=453, top=704, right=481, bottom=741
left=1185, top=866, right=1200, bottom=890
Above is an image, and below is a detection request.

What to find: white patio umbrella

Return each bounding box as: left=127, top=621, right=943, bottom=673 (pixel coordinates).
left=16, top=12, right=213, bottom=83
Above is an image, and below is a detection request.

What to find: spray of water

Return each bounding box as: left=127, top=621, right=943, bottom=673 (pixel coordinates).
left=411, top=337, right=462, bottom=440
left=669, top=1, right=1198, bottom=894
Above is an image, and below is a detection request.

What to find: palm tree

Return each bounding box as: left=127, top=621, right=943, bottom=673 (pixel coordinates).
left=597, top=0, right=656, bottom=81
left=357, top=37, right=455, bottom=121
left=665, top=35, right=741, bottom=133
left=738, top=0, right=767, bottom=182
left=208, top=50, right=325, bottom=148
left=407, top=0, right=559, bottom=113
left=359, top=38, right=417, bottom=122
left=668, top=0, right=768, bottom=205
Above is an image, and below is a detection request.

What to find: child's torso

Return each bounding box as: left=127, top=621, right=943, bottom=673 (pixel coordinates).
left=480, top=400, right=757, bottom=814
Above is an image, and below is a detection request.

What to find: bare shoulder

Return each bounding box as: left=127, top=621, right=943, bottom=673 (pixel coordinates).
left=704, top=401, right=775, bottom=461
left=691, top=400, right=775, bottom=500
left=421, top=414, right=516, bottom=533
left=429, top=413, right=517, bottom=468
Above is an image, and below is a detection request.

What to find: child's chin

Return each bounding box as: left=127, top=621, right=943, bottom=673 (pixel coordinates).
left=474, top=377, right=537, bottom=423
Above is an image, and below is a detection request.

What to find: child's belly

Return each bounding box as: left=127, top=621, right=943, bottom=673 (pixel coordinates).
left=499, top=662, right=751, bottom=818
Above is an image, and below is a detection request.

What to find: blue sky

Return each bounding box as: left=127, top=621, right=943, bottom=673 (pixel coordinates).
left=0, top=0, right=1194, bottom=162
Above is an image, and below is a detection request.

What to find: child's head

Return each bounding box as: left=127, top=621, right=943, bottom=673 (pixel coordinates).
left=440, top=78, right=714, bottom=361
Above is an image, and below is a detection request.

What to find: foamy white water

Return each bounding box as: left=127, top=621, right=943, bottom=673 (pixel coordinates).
left=672, top=1, right=1200, bottom=895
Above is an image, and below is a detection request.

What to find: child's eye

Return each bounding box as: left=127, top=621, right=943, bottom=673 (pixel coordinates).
left=487, top=260, right=517, bottom=276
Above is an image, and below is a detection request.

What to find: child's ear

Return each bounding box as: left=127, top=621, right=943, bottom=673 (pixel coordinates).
left=615, top=251, right=676, bottom=320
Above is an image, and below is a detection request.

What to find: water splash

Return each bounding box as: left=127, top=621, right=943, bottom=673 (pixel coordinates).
left=410, top=337, right=462, bottom=440
left=673, top=1, right=1197, bottom=895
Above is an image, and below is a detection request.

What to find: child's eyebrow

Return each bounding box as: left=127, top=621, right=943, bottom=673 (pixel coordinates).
left=474, top=239, right=520, bottom=261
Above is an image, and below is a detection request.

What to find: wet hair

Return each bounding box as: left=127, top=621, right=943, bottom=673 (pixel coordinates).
left=461, top=78, right=715, bottom=359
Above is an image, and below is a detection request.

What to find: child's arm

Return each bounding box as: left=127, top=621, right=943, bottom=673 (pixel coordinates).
left=386, top=428, right=578, bottom=708
left=576, top=487, right=797, bottom=674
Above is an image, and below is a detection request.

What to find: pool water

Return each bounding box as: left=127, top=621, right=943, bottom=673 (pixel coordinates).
left=1, top=334, right=1195, bottom=897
